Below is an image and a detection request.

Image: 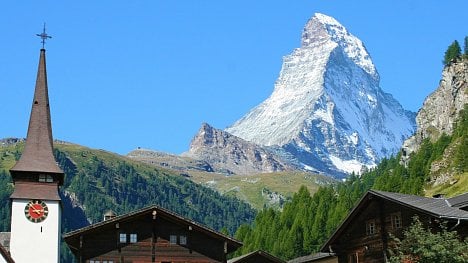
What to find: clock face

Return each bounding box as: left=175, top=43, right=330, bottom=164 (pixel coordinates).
left=24, top=200, right=49, bottom=223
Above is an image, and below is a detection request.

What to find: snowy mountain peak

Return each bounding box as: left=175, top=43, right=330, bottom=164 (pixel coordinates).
left=226, top=13, right=415, bottom=177
left=302, top=13, right=377, bottom=80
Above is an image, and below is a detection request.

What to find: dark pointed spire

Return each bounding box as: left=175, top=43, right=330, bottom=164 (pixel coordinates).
left=10, top=48, right=64, bottom=183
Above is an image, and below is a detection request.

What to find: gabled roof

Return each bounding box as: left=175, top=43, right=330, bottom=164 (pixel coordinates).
left=64, top=204, right=242, bottom=253
left=0, top=244, right=14, bottom=263
left=10, top=49, right=64, bottom=178
left=228, top=250, right=285, bottom=263
left=321, top=190, right=468, bottom=252
left=371, top=190, right=468, bottom=219
left=288, top=252, right=336, bottom=263
left=447, top=192, right=468, bottom=208
left=0, top=230, right=13, bottom=263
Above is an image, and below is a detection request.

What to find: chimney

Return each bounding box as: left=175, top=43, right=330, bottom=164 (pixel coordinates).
left=103, top=210, right=117, bottom=221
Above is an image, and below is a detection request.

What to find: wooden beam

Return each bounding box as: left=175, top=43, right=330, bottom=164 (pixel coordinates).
left=152, top=210, right=157, bottom=262
left=379, top=199, right=388, bottom=262
left=79, top=235, right=83, bottom=263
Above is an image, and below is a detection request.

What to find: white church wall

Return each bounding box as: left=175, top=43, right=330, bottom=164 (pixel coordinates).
left=10, top=199, right=61, bottom=263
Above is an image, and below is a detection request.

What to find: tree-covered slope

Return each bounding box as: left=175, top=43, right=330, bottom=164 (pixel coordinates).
left=0, top=141, right=256, bottom=261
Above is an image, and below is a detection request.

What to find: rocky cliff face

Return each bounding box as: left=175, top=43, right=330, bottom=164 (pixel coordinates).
left=183, top=123, right=297, bottom=175
left=225, top=13, right=416, bottom=177
left=403, top=59, right=467, bottom=154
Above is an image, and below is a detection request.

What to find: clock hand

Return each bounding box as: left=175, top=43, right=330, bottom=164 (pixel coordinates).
left=35, top=208, right=44, bottom=215
left=30, top=206, right=44, bottom=215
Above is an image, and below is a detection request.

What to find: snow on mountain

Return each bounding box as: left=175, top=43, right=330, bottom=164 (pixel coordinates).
left=226, top=13, right=416, bottom=177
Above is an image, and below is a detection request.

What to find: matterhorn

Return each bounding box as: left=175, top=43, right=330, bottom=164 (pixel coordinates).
left=222, top=13, right=416, bottom=177
left=188, top=11, right=416, bottom=178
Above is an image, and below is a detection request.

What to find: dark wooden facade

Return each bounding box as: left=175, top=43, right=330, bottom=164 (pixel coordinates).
left=64, top=206, right=242, bottom=263
left=320, top=190, right=468, bottom=263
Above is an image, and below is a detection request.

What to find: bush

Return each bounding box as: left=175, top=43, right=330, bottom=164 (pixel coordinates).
left=389, top=217, right=468, bottom=263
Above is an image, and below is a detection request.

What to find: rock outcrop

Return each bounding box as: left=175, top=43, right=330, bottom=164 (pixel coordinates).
left=183, top=123, right=297, bottom=175
left=403, top=58, right=467, bottom=155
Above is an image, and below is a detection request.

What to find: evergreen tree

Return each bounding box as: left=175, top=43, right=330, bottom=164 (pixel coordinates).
left=443, top=40, right=461, bottom=65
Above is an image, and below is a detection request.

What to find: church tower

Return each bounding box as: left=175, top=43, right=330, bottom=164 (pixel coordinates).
left=9, top=32, right=64, bottom=262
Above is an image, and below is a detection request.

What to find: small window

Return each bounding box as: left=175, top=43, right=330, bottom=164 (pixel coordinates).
left=169, top=235, right=177, bottom=244
left=119, top=233, right=127, bottom=243
left=39, top=174, right=53, bottom=183
left=391, top=213, right=402, bottom=229
left=130, top=233, right=137, bottom=243
left=179, top=235, right=187, bottom=245
left=366, top=219, right=376, bottom=235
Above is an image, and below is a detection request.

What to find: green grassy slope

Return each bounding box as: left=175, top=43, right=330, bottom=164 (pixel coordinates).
left=188, top=171, right=336, bottom=210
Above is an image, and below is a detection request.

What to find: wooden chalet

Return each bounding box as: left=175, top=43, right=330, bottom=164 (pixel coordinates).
left=64, top=205, right=242, bottom=263
left=228, top=250, right=285, bottom=263
left=318, top=190, right=468, bottom=263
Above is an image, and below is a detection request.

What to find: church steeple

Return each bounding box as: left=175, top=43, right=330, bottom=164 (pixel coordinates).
left=9, top=48, right=64, bottom=183
left=9, top=31, right=64, bottom=263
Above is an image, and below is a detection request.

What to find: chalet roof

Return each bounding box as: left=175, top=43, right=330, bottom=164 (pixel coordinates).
left=0, top=246, right=14, bottom=263
left=447, top=192, right=468, bottom=208
left=64, top=204, right=242, bottom=253
left=10, top=49, right=64, bottom=178
left=321, top=190, right=468, bottom=252
left=371, top=190, right=468, bottom=219
left=0, top=232, right=10, bottom=253
left=0, top=238, right=14, bottom=263
left=228, top=250, right=285, bottom=263
left=287, top=252, right=336, bottom=263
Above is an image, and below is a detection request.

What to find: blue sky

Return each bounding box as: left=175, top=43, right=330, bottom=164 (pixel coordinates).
left=1, top=1, right=467, bottom=155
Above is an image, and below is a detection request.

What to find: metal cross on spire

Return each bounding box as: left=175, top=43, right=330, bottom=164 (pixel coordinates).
left=36, top=23, right=52, bottom=49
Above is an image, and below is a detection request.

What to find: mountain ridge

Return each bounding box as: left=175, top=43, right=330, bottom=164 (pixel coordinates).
left=0, top=140, right=256, bottom=233
left=183, top=123, right=299, bottom=175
